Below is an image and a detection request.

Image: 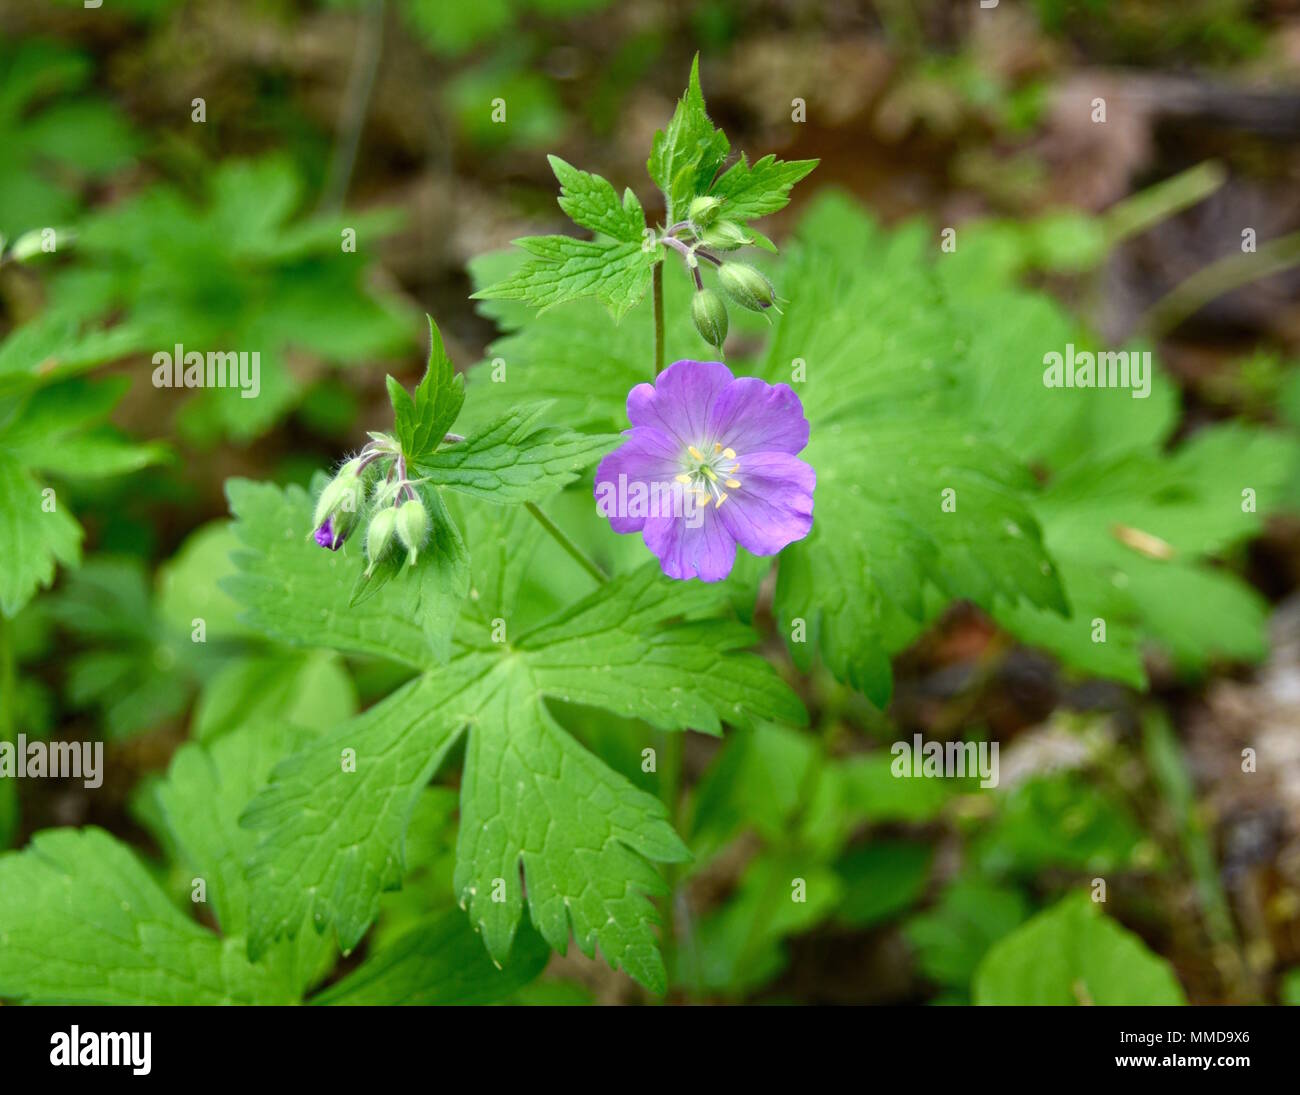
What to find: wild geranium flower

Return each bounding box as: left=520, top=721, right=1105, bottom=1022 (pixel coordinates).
left=595, top=359, right=814, bottom=581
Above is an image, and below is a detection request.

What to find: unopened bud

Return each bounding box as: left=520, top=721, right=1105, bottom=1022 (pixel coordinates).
left=687, top=195, right=723, bottom=229
left=700, top=219, right=749, bottom=252
left=365, top=506, right=398, bottom=574
left=691, top=288, right=729, bottom=351
left=718, top=262, right=776, bottom=312
left=395, top=497, right=430, bottom=566
left=312, top=457, right=366, bottom=530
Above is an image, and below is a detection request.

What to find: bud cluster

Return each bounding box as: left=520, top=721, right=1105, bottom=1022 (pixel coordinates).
left=310, top=433, right=431, bottom=574
left=657, top=195, right=779, bottom=355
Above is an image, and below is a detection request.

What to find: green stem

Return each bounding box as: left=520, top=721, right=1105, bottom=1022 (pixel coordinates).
left=1143, top=228, right=1300, bottom=336
left=1102, top=160, right=1226, bottom=247
left=652, top=260, right=665, bottom=376
left=0, top=613, right=18, bottom=848
left=524, top=502, right=607, bottom=584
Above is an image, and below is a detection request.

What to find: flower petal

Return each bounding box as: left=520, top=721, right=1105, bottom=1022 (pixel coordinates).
left=627, top=359, right=734, bottom=447
left=716, top=452, right=815, bottom=557
left=314, top=519, right=344, bottom=550
left=706, top=376, right=810, bottom=455
left=593, top=427, right=684, bottom=534
left=641, top=507, right=737, bottom=582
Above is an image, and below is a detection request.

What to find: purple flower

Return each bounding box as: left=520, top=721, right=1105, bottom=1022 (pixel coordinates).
left=314, top=517, right=345, bottom=550
left=594, top=359, right=815, bottom=581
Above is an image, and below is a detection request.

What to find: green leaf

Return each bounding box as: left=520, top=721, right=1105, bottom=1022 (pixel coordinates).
left=834, top=841, right=932, bottom=928
left=0, top=314, right=162, bottom=617
left=0, top=713, right=424, bottom=1004
left=974, top=891, right=1186, bottom=1005
left=647, top=54, right=731, bottom=224
left=150, top=720, right=337, bottom=996
left=761, top=197, right=1065, bottom=703
left=156, top=520, right=250, bottom=640
left=470, top=150, right=655, bottom=320
left=0, top=828, right=297, bottom=1004
left=414, top=402, right=616, bottom=504
left=0, top=40, right=136, bottom=240
left=464, top=248, right=700, bottom=434
left=549, top=155, right=648, bottom=243
left=310, top=910, right=550, bottom=1005
left=48, top=556, right=204, bottom=737
left=993, top=424, right=1297, bottom=684
left=49, top=156, right=412, bottom=443
left=709, top=153, right=819, bottom=225
left=800, top=752, right=961, bottom=859
left=454, top=673, right=687, bottom=991
left=0, top=375, right=165, bottom=477
left=239, top=518, right=805, bottom=989
left=192, top=650, right=356, bottom=743
left=1281, top=968, right=1300, bottom=1006
left=688, top=722, right=819, bottom=860
left=224, top=478, right=440, bottom=669
left=674, top=852, right=840, bottom=995
left=472, top=234, right=655, bottom=320
left=974, top=773, right=1152, bottom=875
left=388, top=316, right=465, bottom=462
left=518, top=564, right=806, bottom=733
left=904, top=878, right=1029, bottom=991
left=0, top=310, right=150, bottom=399
left=240, top=669, right=479, bottom=958
left=0, top=452, right=80, bottom=617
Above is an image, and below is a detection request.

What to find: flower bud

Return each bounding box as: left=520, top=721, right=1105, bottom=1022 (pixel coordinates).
left=395, top=497, right=430, bottom=566
left=687, top=195, right=722, bottom=229
left=717, top=262, right=776, bottom=312
left=314, top=516, right=346, bottom=551
left=691, top=288, right=729, bottom=351
left=365, top=506, right=398, bottom=574
left=312, top=457, right=365, bottom=532
left=700, top=219, right=749, bottom=252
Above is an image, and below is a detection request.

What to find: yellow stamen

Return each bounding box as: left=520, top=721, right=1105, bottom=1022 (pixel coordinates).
left=715, top=492, right=728, bottom=508
left=688, top=445, right=704, bottom=461
left=675, top=473, right=691, bottom=484
left=713, top=442, right=723, bottom=454
left=725, top=478, right=741, bottom=489
left=723, top=447, right=736, bottom=459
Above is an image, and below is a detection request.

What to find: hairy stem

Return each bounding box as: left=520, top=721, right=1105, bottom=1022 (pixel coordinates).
left=0, top=613, right=18, bottom=848
left=524, top=502, right=607, bottom=584
left=659, top=235, right=693, bottom=261
left=653, top=260, right=665, bottom=376
left=318, top=0, right=386, bottom=212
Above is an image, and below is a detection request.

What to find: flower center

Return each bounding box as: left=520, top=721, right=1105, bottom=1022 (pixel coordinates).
left=676, top=442, right=742, bottom=509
